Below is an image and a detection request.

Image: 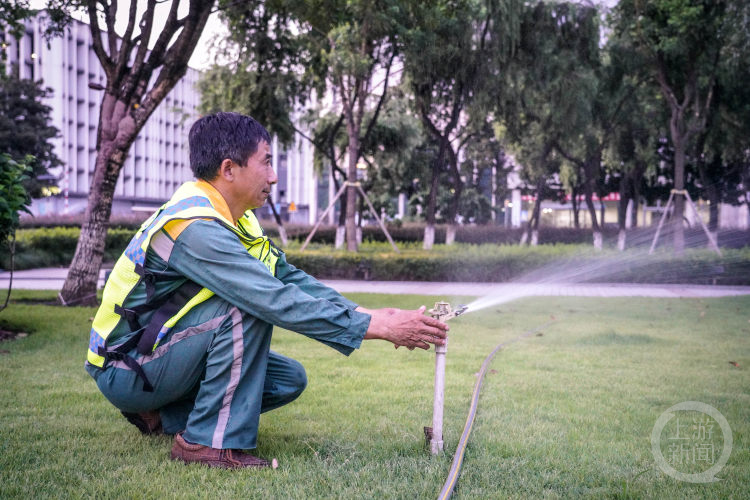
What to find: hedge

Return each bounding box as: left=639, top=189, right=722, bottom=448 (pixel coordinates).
left=0, top=227, right=135, bottom=270
left=3, top=227, right=749, bottom=285
left=285, top=244, right=750, bottom=285
left=20, top=214, right=750, bottom=247
left=263, top=223, right=750, bottom=248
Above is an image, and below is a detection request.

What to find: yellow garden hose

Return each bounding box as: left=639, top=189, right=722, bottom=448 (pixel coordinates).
left=437, top=320, right=556, bottom=500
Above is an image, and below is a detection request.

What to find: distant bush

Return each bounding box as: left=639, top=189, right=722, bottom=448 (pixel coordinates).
left=1, top=227, right=135, bottom=270
left=4, top=225, right=749, bottom=285
left=22, top=214, right=750, bottom=248
left=285, top=243, right=750, bottom=285
left=261, top=223, right=605, bottom=245
left=263, top=223, right=750, bottom=248
left=20, top=213, right=148, bottom=230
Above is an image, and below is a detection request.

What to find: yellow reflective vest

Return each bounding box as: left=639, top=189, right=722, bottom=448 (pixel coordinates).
left=87, top=180, right=280, bottom=369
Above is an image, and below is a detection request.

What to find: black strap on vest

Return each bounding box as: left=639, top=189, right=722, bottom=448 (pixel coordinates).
left=134, top=264, right=172, bottom=302
left=114, top=305, right=142, bottom=332
left=98, top=334, right=155, bottom=392
left=104, top=279, right=205, bottom=392
left=136, top=280, right=203, bottom=355
left=113, top=294, right=171, bottom=333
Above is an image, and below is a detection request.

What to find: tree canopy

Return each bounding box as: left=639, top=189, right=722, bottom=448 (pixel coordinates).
left=611, top=0, right=742, bottom=252
left=0, top=74, right=61, bottom=197
left=201, top=0, right=749, bottom=253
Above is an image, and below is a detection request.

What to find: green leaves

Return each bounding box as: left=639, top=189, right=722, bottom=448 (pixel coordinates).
left=0, top=74, right=61, bottom=197
left=0, top=153, right=32, bottom=243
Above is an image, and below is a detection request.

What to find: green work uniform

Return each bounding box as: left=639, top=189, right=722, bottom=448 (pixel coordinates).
left=86, top=219, right=371, bottom=450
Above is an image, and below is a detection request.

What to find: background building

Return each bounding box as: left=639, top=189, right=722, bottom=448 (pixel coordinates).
left=3, top=12, right=319, bottom=224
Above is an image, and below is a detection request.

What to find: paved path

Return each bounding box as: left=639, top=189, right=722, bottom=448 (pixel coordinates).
left=2, top=268, right=750, bottom=298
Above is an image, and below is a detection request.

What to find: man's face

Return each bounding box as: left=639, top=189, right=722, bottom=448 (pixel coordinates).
left=233, top=140, right=277, bottom=210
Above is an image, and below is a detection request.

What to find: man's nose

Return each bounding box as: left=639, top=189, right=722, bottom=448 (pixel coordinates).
left=268, top=168, right=278, bottom=185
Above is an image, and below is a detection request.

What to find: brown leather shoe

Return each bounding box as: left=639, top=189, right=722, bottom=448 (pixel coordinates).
left=170, top=432, right=271, bottom=469
left=121, top=410, right=163, bottom=435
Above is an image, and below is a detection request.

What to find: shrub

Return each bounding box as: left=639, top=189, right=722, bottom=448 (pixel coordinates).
left=285, top=244, right=750, bottom=285
left=263, top=222, right=750, bottom=248
left=4, top=224, right=750, bottom=285
left=20, top=212, right=149, bottom=230
left=1, top=226, right=135, bottom=270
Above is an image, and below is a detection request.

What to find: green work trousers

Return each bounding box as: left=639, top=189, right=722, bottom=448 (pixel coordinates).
left=86, top=295, right=307, bottom=450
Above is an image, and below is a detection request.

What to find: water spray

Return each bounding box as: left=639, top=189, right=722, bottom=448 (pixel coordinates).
left=425, top=302, right=467, bottom=455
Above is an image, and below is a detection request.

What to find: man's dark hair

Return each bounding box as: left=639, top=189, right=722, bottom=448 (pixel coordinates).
left=189, top=112, right=271, bottom=180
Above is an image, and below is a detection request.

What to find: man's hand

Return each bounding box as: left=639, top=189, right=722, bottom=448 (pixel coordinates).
left=358, top=306, right=449, bottom=350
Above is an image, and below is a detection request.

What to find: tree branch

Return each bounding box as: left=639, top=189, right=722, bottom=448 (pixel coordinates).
left=136, top=0, right=212, bottom=125
left=359, top=47, right=396, bottom=157
left=104, top=0, right=118, bottom=59
left=553, top=140, right=585, bottom=169
left=112, top=0, right=139, bottom=79
left=654, top=54, right=681, bottom=112
left=600, top=80, right=639, bottom=146
left=135, top=0, right=180, bottom=81
left=87, top=0, right=114, bottom=77
left=128, top=0, right=158, bottom=84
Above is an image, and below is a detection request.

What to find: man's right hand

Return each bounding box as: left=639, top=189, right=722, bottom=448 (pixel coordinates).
left=357, top=306, right=449, bottom=350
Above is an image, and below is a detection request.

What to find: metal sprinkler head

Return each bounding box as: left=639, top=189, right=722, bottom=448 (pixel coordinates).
left=429, top=302, right=468, bottom=322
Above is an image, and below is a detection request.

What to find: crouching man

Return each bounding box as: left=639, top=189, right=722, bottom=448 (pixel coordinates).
left=85, top=112, right=448, bottom=469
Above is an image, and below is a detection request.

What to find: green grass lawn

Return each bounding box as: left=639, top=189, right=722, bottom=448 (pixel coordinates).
left=0, top=290, right=748, bottom=499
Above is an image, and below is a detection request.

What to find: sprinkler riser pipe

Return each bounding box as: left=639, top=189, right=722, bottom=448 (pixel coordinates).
left=427, top=301, right=465, bottom=456
left=431, top=341, right=447, bottom=455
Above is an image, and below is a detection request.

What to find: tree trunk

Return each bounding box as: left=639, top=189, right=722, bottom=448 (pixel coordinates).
left=445, top=146, right=463, bottom=246
left=423, top=225, right=436, bottom=249
left=336, top=179, right=347, bottom=249
left=708, top=199, right=719, bottom=231
left=335, top=226, right=346, bottom=249
left=696, top=144, right=721, bottom=249
left=445, top=225, right=456, bottom=245
left=672, top=136, right=686, bottom=254
left=583, top=174, right=601, bottom=250
left=582, top=153, right=603, bottom=250
left=445, top=185, right=461, bottom=246
left=530, top=194, right=541, bottom=247
left=519, top=230, right=528, bottom=245
left=59, top=146, right=127, bottom=305
left=658, top=61, right=694, bottom=255
left=423, top=164, right=438, bottom=250
left=617, top=177, right=629, bottom=251
left=617, top=228, right=626, bottom=251
left=632, top=177, right=641, bottom=228
left=345, top=122, right=360, bottom=252
left=267, top=195, right=288, bottom=247
left=423, top=139, right=448, bottom=250
left=571, top=186, right=580, bottom=228
left=706, top=184, right=720, bottom=249
left=522, top=182, right=542, bottom=246
left=357, top=195, right=364, bottom=245
left=0, top=235, right=16, bottom=313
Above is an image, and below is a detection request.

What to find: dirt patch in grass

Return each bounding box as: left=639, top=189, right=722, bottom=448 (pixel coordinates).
left=0, top=325, right=28, bottom=343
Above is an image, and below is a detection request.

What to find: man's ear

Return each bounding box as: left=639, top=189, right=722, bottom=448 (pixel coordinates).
left=218, top=159, right=235, bottom=181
